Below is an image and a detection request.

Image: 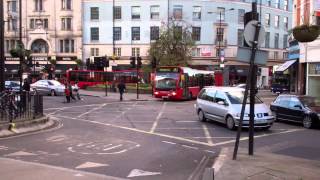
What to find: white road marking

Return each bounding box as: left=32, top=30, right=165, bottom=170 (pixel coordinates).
left=55, top=115, right=304, bottom=147
left=187, top=156, right=208, bottom=180
left=0, top=146, right=9, bottom=150
left=48, top=108, right=65, bottom=115
left=75, top=162, right=109, bottom=169
left=212, top=148, right=228, bottom=175
left=127, top=169, right=161, bottom=178
left=150, top=102, right=167, bottom=133
left=78, top=103, right=107, bottom=118
left=182, top=137, right=233, bottom=139
left=202, top=125, right=214, bottom=145
left=176, top=121, right=198, bottom=123
left=103, top=144, right=123, bottom=151
left=156, top=128, right=213, bottom=130
left=182, top=145, right=199, bottom=150
left=5, top=151, right=37, bottom=156
left=162, top=141, right=176, bottom=145
left=46, top=135, right=67, bottom=142
left=204, top=150, right=215, bottom=154
left=74, top=173, right=84, bottom=177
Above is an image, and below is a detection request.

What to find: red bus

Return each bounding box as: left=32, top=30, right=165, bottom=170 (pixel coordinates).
left=153, top=66, right=215, bottom=100
left=66, top=70, right=141, bottom=89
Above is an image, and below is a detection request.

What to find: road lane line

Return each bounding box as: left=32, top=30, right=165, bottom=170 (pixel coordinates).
left=187, top=156, right=209, bottom=180
left=150, top=102, right=167, bottom=133
left=182, top=145, right=199, bottom=150
left=103, top=144, right=123, bottom=151
left=162, top=141, right=176, bottom=145
left=176, top=121, right=198, bottom=123
left=55, top=115, right=212, bottom=146
left=202, top=125, right=214, bottom=145
left=78, top=103, right=107, bottom=118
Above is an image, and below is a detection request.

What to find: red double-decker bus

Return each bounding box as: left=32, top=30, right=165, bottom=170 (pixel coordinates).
left=153, top=66, right=215, bottom=100
left=66, top=70, right=141, bottom=89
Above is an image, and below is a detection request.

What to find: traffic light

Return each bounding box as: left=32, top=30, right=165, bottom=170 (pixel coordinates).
left=137, top=56, right=142, bottom=68
left=130, top=56, right=136, bottom=68
left=151, top=56, right=157, bottom=69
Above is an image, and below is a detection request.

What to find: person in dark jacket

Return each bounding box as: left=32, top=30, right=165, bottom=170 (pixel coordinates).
left=23, top=79, right=30, bottom=91
left=117, top=81, right=126, bottom=101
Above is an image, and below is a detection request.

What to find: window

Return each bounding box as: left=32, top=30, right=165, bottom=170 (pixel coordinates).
left=274, top=51, right=279, bottom=59
left=59, top=39, right=75, bottom=53
left=132, top=6, right=140, bottom=20
left=7, top=1, right=17, bottom=12
left=113, top=48, right=121, bottom=57
left=150, top=26, right=159, bottom=40
left=113, top=27, right=121, bottom=41
left=237, top=29, right=244, bottom=46
left=217, top=7, right=225, bottom=21
left=284, top=0, right=288, bottom=11
left=114, top=6, right=122, bottom=20
left=283, top=34, right=288, bottom=49
left=275, top=0, right=280, bottom=8
left=7, top=18, right=17, bottom=31
left=216, top=27, right=224, bottom=42
left=192, top=27, right=201, bottom=41
left=90, top=48, right=99, bottom=56
left=288, top=97, right=302, bottom=109
left=173, top=5, right=183, bottom=20
left=61, top=17, right=72, bottom=30
left=192, top=48, right=201, bottom=57
left=150, top=5, right=160, bottom=20
left=61, top=0, right=72, bottom=10
left=132, top=27, right=140, bottom=40
left=238, top=9, right=245, bottom=24
left=284, top=17, right=288, bottom=29
left=29, top=18, right=48, bottom=29
left=215, top=90, right=227, bottom=103
left=265, top=32, right=270, bottom=48
left=5, top=39, right=18, bottom=52
left=90, top=7, right=99, bottom=20
left=90, top=27, right=99, bottom=41
left=275, top=15, right=279, bottom=28
left=274, top=33, right=279, bottom=49
left=193, top=6, right=201, bottom=20
left=265, top=13, right=270, bottom=26
left=132, top=48, right=140, bottom=57
left=267, top=0, right=271, bottom=6
left=34, top=0, right=43, bottom=11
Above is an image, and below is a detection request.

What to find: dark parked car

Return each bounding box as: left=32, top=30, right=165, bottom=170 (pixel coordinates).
left=270, top=95, right=320, bottom=128
left=270, top=84, right=289, bottom=94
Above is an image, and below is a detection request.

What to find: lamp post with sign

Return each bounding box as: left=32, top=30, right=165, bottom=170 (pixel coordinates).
left=0, top=0, right=5, bottom=91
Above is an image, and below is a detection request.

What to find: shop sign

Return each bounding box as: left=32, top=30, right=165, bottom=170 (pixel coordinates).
left=32, top=57, right=48, bottom=61
left=5, top=57, right=20, bottom=61
left=201, top=47, right=212, bottom=57
left=56, top=56, right=77, bottom=61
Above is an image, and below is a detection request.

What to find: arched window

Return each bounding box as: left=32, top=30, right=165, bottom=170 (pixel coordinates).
left=31, top=39, right=49, bottom=53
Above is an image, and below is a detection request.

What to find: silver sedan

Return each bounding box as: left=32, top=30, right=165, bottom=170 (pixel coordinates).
left=31, top=80, right=65, bottom=96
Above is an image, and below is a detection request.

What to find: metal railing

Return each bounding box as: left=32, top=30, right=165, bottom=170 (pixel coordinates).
left=0, top=91, right=43, bottom=124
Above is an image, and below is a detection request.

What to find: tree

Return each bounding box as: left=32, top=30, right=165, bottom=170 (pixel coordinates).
left=148, top=20, right=195, bottom=66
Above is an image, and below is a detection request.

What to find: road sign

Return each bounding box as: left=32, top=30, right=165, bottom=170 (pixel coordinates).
left=236, top=47, right=268, bottom=65
left=244, top=20, right=265, bottom=47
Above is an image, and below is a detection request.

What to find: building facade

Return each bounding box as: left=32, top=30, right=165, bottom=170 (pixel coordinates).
left=4, top=0, right=82, bottom=78
left=82, top=0, right=293, bottom=86
left=292, top=0, right=320, bottom=97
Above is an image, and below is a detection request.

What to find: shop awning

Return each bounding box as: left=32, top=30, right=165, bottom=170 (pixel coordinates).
left=275, top=60, right=297, bottom=72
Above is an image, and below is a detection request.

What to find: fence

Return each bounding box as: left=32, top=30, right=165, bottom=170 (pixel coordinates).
left=0, top=91, right=43, bottom=124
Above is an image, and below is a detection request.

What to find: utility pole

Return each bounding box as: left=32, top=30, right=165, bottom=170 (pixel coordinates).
left=136, top=56, right=139, bottom=99
left=0, top=0, right=4, bottom=91
left=19, top=0, right=23, bottom=93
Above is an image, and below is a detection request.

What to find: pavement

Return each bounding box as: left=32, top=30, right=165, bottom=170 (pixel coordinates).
left=213, top=148, right=320, bottom=180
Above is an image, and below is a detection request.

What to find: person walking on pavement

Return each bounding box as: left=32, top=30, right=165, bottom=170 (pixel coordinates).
left=117, top=81, right=126, bottom=101
left=65, top=84, right=71, bottom=103
left=68, top=82, right=76, bottom=101
left=73, top=81, right=81, bottom=100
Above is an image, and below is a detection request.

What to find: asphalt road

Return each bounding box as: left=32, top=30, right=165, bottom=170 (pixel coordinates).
left=0, top=95, right=320, bottom=180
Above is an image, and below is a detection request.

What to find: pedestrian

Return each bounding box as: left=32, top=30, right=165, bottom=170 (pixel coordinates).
left=117, top=81, right=126, bottom=101
left=73, top=81, right=81, bottom=100
left=68, top=82, right=76, bottom=101
left=65, top=84, right=71, bottom=103
left=22, top=78, right=30, bottom=92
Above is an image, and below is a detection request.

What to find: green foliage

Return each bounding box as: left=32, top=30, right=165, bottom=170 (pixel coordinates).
left=293, top=25, right=320, bottom=43
left=75, top=59, right=83, bottom=66
left=148, top=20, right=195, bottom=66
left=49, top=59, right=57, bottom=65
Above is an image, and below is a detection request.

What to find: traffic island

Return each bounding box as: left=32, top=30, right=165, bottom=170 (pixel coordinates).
left=0, top=116, right=57, bottom=138
left=212, top=148, right=320, bottom=180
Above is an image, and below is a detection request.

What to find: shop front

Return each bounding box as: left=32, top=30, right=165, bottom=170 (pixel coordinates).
left=307, top=63, right=320, bottom=99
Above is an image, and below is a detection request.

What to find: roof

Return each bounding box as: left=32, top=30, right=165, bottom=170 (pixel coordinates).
left=204, top=86, right=245, bottom=92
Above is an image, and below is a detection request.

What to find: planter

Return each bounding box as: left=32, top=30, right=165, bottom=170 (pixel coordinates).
left=293, top=25, right=320, bottom=42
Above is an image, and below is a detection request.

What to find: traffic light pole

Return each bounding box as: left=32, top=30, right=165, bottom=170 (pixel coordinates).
left=0, top=0, right=5, bottom=92
left=136, top=56, right=139, bottom=99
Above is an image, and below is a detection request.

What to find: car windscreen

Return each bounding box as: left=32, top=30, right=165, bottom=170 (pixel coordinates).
left=155, top=73, right=179, bottom=90
left=226, top=91, right=263, bottom=104
left=299, top=96, right=320, bottom=107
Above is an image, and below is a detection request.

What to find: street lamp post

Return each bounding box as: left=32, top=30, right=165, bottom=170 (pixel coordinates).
left=0, top=0, right=5, bottom=91
left=19, top=0, right=23, bottom=93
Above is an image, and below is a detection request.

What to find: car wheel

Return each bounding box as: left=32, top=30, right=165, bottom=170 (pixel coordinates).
left=50, top=90, right=56, bottom=96
left=198, top=110, right=206, bottom=122
left=226, top=116, right=236, bottom=130
left=303, top=115, right=313, bottom=129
